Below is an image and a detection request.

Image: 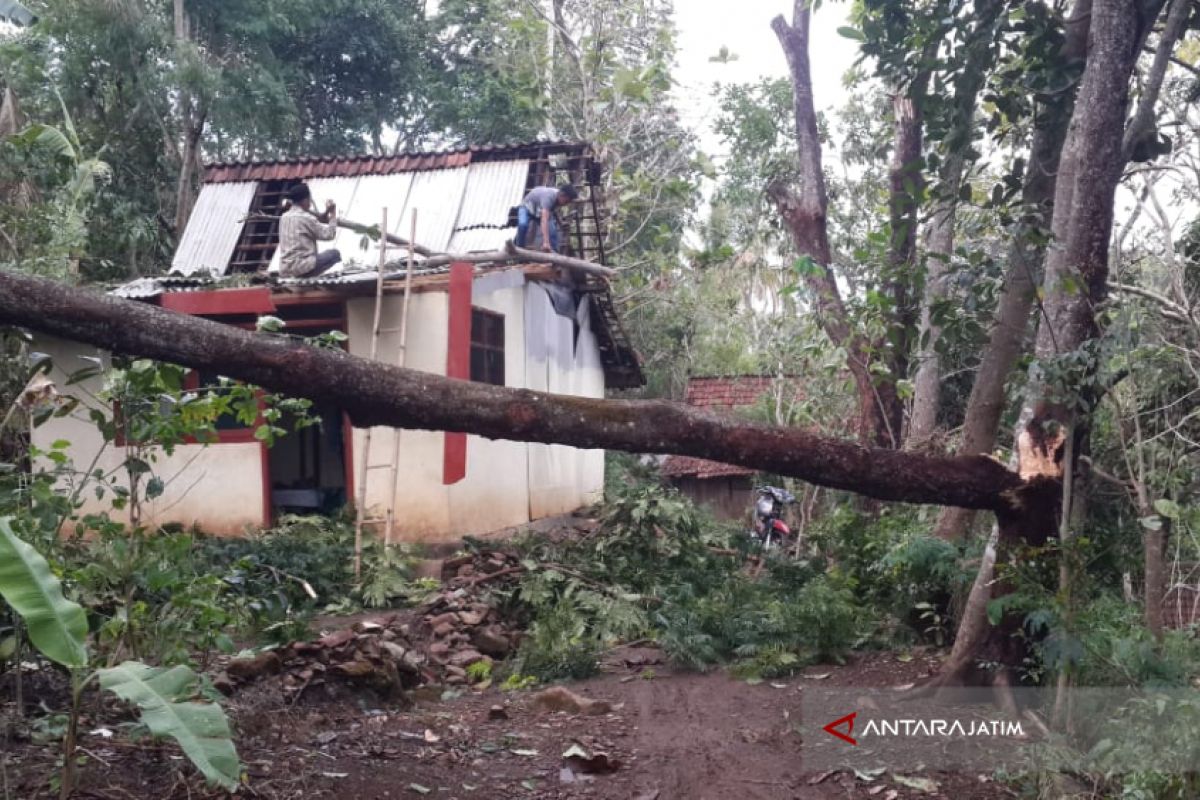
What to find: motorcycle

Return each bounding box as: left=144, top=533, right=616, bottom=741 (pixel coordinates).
left=750, top=485, right=797, bottom=551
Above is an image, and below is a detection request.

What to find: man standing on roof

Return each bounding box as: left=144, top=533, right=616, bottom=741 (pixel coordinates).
left=278, top=182, right=342, bottom=278
left=515, top=183, right=578, bottom=253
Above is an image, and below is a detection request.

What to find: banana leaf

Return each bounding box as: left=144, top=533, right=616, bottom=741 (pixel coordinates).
left=0, top=517, right=88, bottom=667
left=97, top=662, right=241, bottom=790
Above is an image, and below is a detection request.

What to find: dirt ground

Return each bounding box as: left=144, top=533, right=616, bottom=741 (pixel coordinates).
left=3, top=641, right=1016, bottom=800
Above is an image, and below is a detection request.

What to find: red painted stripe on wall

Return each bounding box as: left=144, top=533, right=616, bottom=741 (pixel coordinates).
left=443, top=262, right=473, bottom=485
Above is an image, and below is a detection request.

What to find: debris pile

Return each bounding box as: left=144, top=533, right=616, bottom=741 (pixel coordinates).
left=217, top=547, right=528, bottom=703
left=217, top=618, right=429, bottom=704
left=418, top=547, right=526, bottom=685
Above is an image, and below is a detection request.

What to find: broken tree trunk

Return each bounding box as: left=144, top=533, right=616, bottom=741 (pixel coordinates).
left=931, top=0, right=1093, bottom=541
left=0, top=269, right=1025, bottom=511
left=935, top=0, right=1166, bottom=689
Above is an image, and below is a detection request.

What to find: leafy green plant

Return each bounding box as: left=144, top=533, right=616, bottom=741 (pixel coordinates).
left=466, top=660, right=493, bottom=683
left=657, top=575, right=863, bottom=675
left=358, top=540, right=419, bottom=608
left=500, top=672, right=537, bottom=692
left=0, top=517, right=240, bottom=796
left=513, top=599, right=602, bottom=681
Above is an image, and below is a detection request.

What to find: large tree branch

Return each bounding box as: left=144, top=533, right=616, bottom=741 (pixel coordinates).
left=0, top=269, right=1026, bottom=511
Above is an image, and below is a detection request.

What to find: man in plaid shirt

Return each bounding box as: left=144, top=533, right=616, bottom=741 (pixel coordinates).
left=278, top=182, right=342, bottom=278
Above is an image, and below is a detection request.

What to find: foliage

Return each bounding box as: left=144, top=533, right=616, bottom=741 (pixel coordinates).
left=513, top=598, right=603, bottom=681
left=0, top=517, right=87, bottom=666
left=809, top=505, right=968, bottom=643
left=97, top=661, right=241, bottom=790
left=0, top=108, right=109, bottom=279
left=657, top=575, right=862, bottom=678
left=499, top=476, right=864, bottom=682
left=1045, top=594, right=1200, bottom=689
left=0, top=516, right=240, bottom=792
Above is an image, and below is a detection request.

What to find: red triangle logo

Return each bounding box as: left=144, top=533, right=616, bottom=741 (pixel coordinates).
left=822, top=711, right=857, bottom=745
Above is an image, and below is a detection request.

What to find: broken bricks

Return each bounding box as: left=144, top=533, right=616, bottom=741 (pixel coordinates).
left=215, top=547, right=526, bottom=704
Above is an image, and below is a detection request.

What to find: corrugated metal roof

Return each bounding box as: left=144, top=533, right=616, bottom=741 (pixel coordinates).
left=340, top=172, right=417, bottom=267
left=455, top=160, right=527, bottom=229
left=172, top=182, right=257, bottom=277
left=110, top=275, right=219, bottom=298
left=402, top=167, right=470, bottom=253
left=204, top=141, right=586, bottom=184
left=447, top=227, right=516, bottom=253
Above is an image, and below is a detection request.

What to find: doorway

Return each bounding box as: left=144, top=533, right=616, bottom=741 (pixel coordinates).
left=262, top=302, right=354, bottom=522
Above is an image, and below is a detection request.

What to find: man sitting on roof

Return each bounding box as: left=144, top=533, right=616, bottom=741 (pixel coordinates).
left=515, top=184, right=577, bottom=253
left=278, top=182, right=342, bottom=278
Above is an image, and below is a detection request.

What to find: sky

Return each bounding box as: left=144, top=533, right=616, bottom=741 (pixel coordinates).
left=671, top=2, right=859, bottom=158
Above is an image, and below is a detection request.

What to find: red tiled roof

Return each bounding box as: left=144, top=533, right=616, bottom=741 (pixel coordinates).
left=661, top=455, right=756, bottom=479
left=685, top=375, right=787, bottom=409
left=661, top=376, right=803, bottom=480
left=204, top=141, right=588, bottom=184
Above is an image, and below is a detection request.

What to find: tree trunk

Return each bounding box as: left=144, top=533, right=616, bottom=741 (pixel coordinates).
left=769, top=3, right=895, bottom=449
left=932, top=0, right=1094, bottom=541
left=909, top=0, right=1005, bottom=445
left=173, top=103, right=205, bottom=238
left=171, top=0, right=204, bottom=238
left=908, top=178, right=956, bottom=446
left=1145, top=518, right=1167, bottom=645
left=942, top=0, right=1164, bottom=685
left=0, top=269, right=1028, bottom=512
left=885, top=90, right=925, bottom=446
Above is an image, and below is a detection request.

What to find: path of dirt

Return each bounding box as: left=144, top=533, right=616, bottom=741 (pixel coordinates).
left=5, top=647, right=1014, bottom=800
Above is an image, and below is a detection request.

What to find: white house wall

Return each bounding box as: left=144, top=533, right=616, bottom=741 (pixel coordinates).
left=30, top=335, right=265, bottom=535
left=346, top=273, right=605, bottom=543
left=347, top=291, right=451, bottom=539
left=447, top=279, right=529, bottom=535
left=524, top=284, right=606, bottom=519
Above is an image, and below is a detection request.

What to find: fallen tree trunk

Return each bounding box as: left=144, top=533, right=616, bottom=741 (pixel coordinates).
left=0, top=269, right=1021, bottom=511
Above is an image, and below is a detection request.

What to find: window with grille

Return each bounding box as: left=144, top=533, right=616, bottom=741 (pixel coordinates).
left=470, top=308, right=505, bottom=386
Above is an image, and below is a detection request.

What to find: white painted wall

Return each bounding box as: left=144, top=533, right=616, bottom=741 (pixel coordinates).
left=346, top=272, right=606, bottom=543
left=30, top=335, right=265, bottom=536
left=524, top=284, right=606, bottom=518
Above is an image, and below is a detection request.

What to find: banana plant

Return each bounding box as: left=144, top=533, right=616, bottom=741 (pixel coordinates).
left=0, top=518, right=241, bottom=796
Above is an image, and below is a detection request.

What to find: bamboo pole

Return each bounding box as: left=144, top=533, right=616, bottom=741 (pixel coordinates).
left=352, top=207, right=388, bottom=579
left=384, top=209, right=417, bottom=546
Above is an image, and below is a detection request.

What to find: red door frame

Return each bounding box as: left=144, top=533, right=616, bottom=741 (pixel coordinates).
left=443, top=262, right=473, bottom=485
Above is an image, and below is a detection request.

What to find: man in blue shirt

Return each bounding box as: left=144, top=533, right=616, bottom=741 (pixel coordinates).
left=515, top=184, right=578, bottom=253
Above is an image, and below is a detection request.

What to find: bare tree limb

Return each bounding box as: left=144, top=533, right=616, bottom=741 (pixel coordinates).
left=1122, top=0, right=1191, bottom=162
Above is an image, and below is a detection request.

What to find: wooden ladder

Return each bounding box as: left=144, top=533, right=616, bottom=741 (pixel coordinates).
left=352, top=209, right=418, bottom=579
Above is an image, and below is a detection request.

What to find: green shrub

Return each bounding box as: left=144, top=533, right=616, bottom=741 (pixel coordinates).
left=809, top=505, right=966, bottom=642
left=1043, top=593, right=1200, bottom=688
left=657, top=575, right=863, bottom=677
left=513, top=599, right=601, bottom=681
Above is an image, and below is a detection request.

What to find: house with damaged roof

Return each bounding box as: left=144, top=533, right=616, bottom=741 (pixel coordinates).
left=31, top=141, right=643, bottom=541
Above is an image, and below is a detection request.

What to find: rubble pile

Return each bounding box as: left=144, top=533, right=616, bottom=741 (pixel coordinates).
left=419, top=548, right=526, bottom=685
left=218, top=547, right=528, bottom=704
left=217, top=618, right=430, bottom=704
